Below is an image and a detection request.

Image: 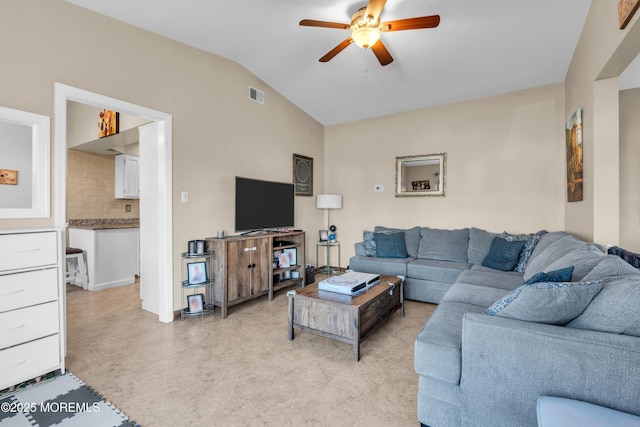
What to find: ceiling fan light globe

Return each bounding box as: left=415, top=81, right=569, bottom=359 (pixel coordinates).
left=352, top=26, right=380, bottom=49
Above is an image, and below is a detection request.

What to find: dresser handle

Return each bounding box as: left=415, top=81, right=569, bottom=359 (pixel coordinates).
left=0, top=359, right=26, bottom=371
left=1, top=323, right=26, bottom=333
left=16, top=248, right=40, bottom=253
left=0, top=288, right=25, bottom=297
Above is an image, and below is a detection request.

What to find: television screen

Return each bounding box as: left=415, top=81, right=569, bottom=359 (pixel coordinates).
left=235, top=177, right=295, bottom=232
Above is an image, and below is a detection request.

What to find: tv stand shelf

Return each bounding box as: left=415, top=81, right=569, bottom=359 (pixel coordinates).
left=207, top=230, right=305, bottom=318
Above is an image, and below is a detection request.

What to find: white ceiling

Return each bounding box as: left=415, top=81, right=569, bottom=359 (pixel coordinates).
left=66, top=0, right=596, bottom=126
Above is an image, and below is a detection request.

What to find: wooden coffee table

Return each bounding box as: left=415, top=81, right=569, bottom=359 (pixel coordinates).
left=287, top=275, right=403, bottom=361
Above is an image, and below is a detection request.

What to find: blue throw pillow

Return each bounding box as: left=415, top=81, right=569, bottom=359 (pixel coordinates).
left=481, top=237, right=525, bottom=271
left=373, top=232, right=408, bottom=258
left=500, top=232, right=541, bottom=272
left=523, top=266, right=574, bottom=285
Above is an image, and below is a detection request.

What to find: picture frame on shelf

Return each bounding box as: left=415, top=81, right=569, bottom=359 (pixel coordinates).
left=187, top=293, right=204, bottom=314
left=187, top=261, right=207, bottom=285
left=319, top=230, right=328, bottom=242
left=278, top=252, right=291, bottom=268
left=283, top=271, right=291, bottom=280
left=283, top=248, right=297, bottom=266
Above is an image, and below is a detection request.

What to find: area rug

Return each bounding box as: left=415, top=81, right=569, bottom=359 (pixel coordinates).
left=0, top=372, right=139, bottom=427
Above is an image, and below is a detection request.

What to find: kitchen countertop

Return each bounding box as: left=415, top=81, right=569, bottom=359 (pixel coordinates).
left=68, top=218, right=139, bottom=230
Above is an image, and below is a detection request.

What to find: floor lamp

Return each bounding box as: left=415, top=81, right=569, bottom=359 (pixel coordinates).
left=316, top=194, right=342, bottom=274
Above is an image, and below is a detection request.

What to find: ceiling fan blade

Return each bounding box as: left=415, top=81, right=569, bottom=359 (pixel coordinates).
left=382, top=15, right=441, bottom=32
left=319, top=37, right=354, bottom=62
left=371, top=39, right=393, bottom=66
left=365, top=0, right=387, bottom=23
left=299, top=19, right=350, bottom=30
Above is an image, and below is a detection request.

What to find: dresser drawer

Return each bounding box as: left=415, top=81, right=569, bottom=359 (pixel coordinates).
left=0, top=231, right=58, bottom=271
left=0, top=268, right=58, bottom=313
left=0, top=334, right=60, bottom=390
left=0, top=302, right=59, bottom=350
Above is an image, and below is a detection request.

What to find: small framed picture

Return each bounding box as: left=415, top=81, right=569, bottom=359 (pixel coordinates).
left=187, top=294, right=204, bottom=314
left=283, top=271, right=291, bottom=280
left=187, top=261, right=208, bottom=284
left=319, top=230, right=328, bottom=241
left=188, top=240, right=197, bottom=255
left=283, top=248, right=297, bottom=266
left=278, top=252, right=291, bottom=268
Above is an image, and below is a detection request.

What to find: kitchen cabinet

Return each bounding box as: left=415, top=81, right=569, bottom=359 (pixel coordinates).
left=115, top=154, right=139, bottom=199
left=69, top=227, right=139, bottom=291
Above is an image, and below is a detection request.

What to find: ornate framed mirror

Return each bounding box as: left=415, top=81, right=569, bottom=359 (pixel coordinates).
left=395, top=153, right=446, bottom=197
left=0, top=106, right=50, bottom=218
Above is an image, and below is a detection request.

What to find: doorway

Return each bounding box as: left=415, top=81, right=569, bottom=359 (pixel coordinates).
left=54, top=83, right=174, bottom=323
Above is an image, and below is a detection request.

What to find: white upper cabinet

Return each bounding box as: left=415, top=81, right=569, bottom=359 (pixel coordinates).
left=115, top=154, right=139, bottom=199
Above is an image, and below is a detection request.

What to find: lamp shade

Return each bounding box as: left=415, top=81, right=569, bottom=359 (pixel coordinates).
left=316, top=194, right=342, bottom=209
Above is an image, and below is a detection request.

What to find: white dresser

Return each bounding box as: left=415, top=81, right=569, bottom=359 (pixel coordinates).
left=0, top=229, right=64, bottom=390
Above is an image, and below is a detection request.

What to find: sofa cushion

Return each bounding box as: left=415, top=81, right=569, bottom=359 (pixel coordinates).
left=442, top=283, right=511, bottom=308
left=500, top=232, right=541, bottom=272
left=481, top=237, right=525, bottom=271
left=566, top=275, right=640, bottom=336
left=457, top=267, right=525, bottom=290
left=582, top=255, right=640, bottom=282
left=467, top=227, right=498, bottom=265
left=418, top=227, right=470, bottom=263
left=523, top=266, right=574, bottom=285
left=485, top=279, right=604, bottom=325
left=374, top=226, right=421, bottom=257
left=363, top=230, right=376, bottom=256
left=414, top=301, right=487, bottom=384
left=542, top=248, right=605, bottom=281
left=407, top=259, right=471, bottom=284
left=527, top=231, right=571, bottom=264
left=348, top=255, right=414, bottom=277
left=523, top=235, right=584, bottom=280
left=374, top=232, right=407, bottom=258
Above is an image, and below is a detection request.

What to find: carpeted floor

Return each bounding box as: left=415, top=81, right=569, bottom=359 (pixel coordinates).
left=65, top=278, right=436, bottom=426
left=0, top=371, right=138, bottom=427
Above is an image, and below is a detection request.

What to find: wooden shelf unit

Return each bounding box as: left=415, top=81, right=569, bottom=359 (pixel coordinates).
left=207, top=230, right=305, bottom=318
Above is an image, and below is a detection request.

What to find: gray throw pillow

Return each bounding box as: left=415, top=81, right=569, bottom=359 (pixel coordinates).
left=363, top=230, right=376, bottom=256
left=485, top=279, right=604, bottom=325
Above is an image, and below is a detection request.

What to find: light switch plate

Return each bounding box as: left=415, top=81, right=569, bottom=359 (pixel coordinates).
left=181, top=191, right=189, bottom=203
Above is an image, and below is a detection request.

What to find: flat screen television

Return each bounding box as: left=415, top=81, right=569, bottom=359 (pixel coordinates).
left=235, top=176, right=295, bottom=232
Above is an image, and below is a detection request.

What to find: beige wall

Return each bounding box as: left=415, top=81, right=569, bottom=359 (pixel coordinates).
left=0, top=0, right=325, bottom=310
left=325, top=84, right=566, bottom=268
left=619, top=87, right=640, bottom=252
left=564, top=0, right=640, bottom=243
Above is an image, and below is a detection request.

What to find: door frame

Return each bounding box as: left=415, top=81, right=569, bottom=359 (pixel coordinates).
left=54, top=83, right=174, bottom=323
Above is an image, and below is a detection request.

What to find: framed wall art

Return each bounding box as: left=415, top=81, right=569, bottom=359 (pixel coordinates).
left=98, top=108, right=119, bottom=138
left=293, top=153, right=313, bottom=196
left=565, top=108, right=583, bottom=202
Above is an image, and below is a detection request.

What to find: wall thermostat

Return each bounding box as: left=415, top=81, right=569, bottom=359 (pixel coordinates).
left=374, top=184, right=384, bottom=192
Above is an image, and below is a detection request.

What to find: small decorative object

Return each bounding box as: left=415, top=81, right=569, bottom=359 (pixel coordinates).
left=329, top=225, right=337, bottom=242
left=283, top=271, right=291, bottom=280
left=196, top=240, right=206, bottom=254
left=283, top=248, right=297, bottom=266
left=278, top=252, right=291, bottom=268
left=319, top=230, right=329, bottom=242
left=98, top=109, right=119, bottom=138
left=187, top=294, right=204, bottom=314
left=188, top=240, right=196, bottom=255
left=0, top=169, right=17, bottom=185
left=291, top=271, right=300, bottom=279
left=293, top=153, right=313, bottom=196
left=566, top=108, right=583, bottom=202
left=187, top=261, right=208, bottom=285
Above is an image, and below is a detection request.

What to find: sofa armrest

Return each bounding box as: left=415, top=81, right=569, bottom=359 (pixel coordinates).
left=461, top=313, right=640, bottom=427
left=354, top=241, right=366, bottom=257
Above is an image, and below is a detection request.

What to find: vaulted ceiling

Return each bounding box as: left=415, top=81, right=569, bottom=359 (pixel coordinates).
left=66, top=0, right=596, bottom=126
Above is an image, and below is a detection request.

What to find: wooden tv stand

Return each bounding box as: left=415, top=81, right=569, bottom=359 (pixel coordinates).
left=206, top=230, right=305, bottom=318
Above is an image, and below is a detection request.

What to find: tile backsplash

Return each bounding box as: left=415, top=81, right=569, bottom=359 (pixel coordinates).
left=67, top=149, right=140, bottom=220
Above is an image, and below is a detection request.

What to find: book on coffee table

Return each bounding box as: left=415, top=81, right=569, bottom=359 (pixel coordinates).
left=318, top=271, right=380, bottom=295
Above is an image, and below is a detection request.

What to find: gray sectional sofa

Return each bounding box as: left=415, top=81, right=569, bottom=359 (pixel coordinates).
left=349, top=226, right=640, bottom=427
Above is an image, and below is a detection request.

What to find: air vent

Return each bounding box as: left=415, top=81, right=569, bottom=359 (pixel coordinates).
left=248, top=86, right=264, bottom=105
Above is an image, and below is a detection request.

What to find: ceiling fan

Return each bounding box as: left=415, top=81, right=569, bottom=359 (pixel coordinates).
left=299, top=0, right=440, bottom=66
